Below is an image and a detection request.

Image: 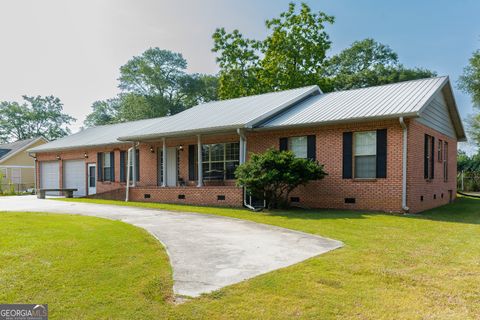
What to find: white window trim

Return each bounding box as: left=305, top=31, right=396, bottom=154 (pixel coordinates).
left=353, top=131, right=377, bottom=179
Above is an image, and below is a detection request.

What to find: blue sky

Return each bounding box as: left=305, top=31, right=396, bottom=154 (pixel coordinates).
left=0, top=0, right=478, bottom=145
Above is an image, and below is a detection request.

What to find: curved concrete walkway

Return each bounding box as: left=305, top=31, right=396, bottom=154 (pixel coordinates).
left=0, top=196, right=343, bottom=297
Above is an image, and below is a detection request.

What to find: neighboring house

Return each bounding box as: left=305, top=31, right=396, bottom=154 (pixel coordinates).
left=0, top=137, right=47, bottom=192
left=29, top=76, right=466, bottom=213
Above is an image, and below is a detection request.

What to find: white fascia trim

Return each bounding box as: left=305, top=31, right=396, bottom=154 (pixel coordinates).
left=0, top=165, right=35, bottom=168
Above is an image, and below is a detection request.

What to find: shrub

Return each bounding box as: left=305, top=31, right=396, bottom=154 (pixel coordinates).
left=235, top=148, right=327, bottom=209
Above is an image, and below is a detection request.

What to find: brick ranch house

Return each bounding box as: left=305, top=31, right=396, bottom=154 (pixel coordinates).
left=29, top=76, right=466, bottom=213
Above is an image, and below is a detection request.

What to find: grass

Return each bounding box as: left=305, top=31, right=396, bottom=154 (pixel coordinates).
left=2, top=197, right=480, bottom=319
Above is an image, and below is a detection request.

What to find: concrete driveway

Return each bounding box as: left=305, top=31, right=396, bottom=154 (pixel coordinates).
left=0, top=196, right=343, bottom=297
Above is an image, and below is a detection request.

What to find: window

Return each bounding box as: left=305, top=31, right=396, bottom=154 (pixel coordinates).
left=424, top=134, right=435, bottom=180
left=201, top=142, right=239, bottom=180
left=438, top=139, right=443, bottom=162
left=11, top=168, right=21, bottom=184
left=443, top=141, right=448, bottom=182
left=354, top=131, right=376, bottom=179
left=103, top=152, right=112, bottom=181
left=89, top=166, right=96, bottom=188
left=288, top=136, right=308, bottom=158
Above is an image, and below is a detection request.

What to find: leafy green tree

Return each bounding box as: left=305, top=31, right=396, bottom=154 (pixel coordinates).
left=84, top=48, right=219, bottom=127
left=326, top=39, right=436, bottom=90
left=213, top=3, right=435, bottom=98
left=84, top=98, right=121, bottom=127
left=0, top=95, right=75, bottom=143
left=235, top=149, right=327, bottom=209
left=260, top=3, right=335, bottom=92
left=213, top=3, right=334, bottom=98
left=459, top=49, right=480, bottom=107
left=212, top=29, right=263, bottom=99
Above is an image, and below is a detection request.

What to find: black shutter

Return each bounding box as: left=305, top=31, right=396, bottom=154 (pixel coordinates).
left=431, top=136, right=435, bottom=179
left=342, top=132, right=353, bottom=179
left=110, top=152, right=115, bottom=182
left=188, top=145, right=196, bottom=181
left=376, top=129, right=387, bottom=178
left=307, top=135, right=316, bottom=161
left=424, top=135, right=429, bottom=179
left=279, top=137, right=288, bottom=151
left=120, top=151, right=126, bottom=182
left=97, top=152, right=103, bottom=181
left=135, top=149, right=140, bottom=182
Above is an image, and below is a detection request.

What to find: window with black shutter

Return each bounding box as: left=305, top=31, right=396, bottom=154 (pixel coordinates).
left=424, top=134, right=435, bottom=180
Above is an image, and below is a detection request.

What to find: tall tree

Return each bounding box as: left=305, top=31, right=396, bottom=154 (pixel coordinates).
left=459, top=49, right=480, bottom=107
left=212, top=28, right=263, bottom=99
left=0, top=95, right=75, bottom=143
left=213, top=3, right=335, bottom=99
left=260, top=3, right=335, bottom=92
left=84, top=48, right=219, bottom=127
left=326, top=39, right=436, bottom=91
left=213, top=3, right=435, bottom=98
left=459, top=49, right=480, bottom=147
left=83, top=98, right=121, bottom=127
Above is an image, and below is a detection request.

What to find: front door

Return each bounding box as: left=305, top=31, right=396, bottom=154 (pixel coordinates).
left=166, top=147, right=177, bottom=187
left=88, top=163, right=96, bottom=195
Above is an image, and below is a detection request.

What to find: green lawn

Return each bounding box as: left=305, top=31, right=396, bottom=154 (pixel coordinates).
left=2, top=197, right=480, bottom=319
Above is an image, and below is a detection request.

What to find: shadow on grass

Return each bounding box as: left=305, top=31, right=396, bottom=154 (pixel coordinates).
left=260, top=196, right=480, bottom=225
left=405, top=196, right=480, bottom=225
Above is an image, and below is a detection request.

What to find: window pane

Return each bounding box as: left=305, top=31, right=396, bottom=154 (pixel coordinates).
left=355, top=155, right=376, bottom=178
left=226, top=143, right=239, bottom=161
left=104, top=152, right=111, bottom=167
left=355, top=132, right=376, bottom=156
left=288, top=136, right=307, bottom=158
left=104, top=167, right=111, bottom=181
left=226, top=161, right=239, bottom=179
left=210, top=144, right=224, bottom=162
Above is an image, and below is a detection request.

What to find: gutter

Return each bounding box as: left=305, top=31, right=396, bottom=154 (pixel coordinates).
left=399, top=117, right=409, bottom=212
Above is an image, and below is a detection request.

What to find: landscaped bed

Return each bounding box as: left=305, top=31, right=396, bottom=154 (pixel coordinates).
left=1, top=197, right=479, bottom=319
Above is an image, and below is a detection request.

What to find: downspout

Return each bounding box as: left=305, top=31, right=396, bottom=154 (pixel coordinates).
left=237, top=129, right=262, bottom=211
left=125, top=147, right=132, bottom=202
left=399, top=117, right=409, bottom=212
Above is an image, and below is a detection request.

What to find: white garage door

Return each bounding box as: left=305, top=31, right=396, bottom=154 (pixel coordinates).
left=40, top=161, right=60, bottom=195
left=63, top=160, right=86, bottom=197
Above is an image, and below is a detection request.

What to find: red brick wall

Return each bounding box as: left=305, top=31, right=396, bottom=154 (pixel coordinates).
left=35, top=118, right=459, bottom=213
left=129, top=186, right=242, bottom=207
left=36, top=145, right=131, bottom=195
left=406, top=120, right=457, bottom=213
left=247, top=120, right=404, bottom=212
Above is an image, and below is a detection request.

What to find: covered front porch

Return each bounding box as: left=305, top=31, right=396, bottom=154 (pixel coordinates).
left=123, top=130, right=248, bottom=207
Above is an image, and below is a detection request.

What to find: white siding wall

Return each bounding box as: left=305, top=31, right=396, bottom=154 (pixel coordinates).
left=417, top=91, right=456, bottom=138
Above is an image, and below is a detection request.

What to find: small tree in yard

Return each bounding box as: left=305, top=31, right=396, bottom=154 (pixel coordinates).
left=235, top=149, right=327, bottom=209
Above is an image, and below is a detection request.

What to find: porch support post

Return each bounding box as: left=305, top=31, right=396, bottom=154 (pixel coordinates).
left=132, top=142, right=137, bottom=187
left=162, top=137, right=167, bottom=187
left=197, top=134, right=203, bottom=187
left=238, top=128, right=246, bottom=164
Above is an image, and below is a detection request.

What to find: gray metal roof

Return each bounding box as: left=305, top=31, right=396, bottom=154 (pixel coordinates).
left=118, top=85, right=320, bottom=141
left=30, top=76, right=465, bottom=153
left=29, top=118, right=160, bottom=153
left=259, top=76, right=450, bottom=128
left=0, top=138, right=44, bottom=162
